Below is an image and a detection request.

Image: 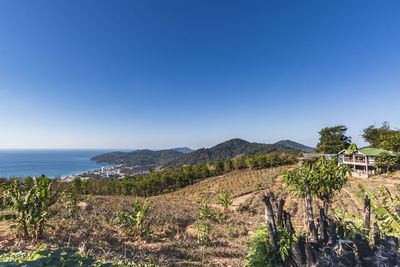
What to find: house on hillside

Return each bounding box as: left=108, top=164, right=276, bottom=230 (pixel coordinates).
left=338, top=148, right=397, bottom=178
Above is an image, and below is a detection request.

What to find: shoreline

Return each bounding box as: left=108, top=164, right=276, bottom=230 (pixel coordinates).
left=59, top=164, right=114, bottom=178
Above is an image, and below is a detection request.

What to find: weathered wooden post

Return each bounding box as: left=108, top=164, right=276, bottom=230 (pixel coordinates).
left=373, top=222, right=381, bottom=247
left=328, top=219, right=337, bottom=245
left=262, top=193, right=279, bottom=255
left=363, top=196, right=371, bottom=234
left=276, top=194, right=285, bottom=226
left=304, top=179, right=318, bottom=243
left=284, top=211, right=294, bottom=235
left=319, top=208, right=328, bottom=245
left=291, top=236, right=307, bottom=267
left=305, top=243, right=317, bottom=265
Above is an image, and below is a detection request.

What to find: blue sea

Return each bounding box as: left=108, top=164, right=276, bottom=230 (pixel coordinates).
left=0, top=149, right=117, bottom=178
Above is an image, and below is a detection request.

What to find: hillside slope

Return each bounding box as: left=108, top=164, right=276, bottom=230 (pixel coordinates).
left=162, top=138, right=299, bottom=168
left=3, top=167, right=400, bottom=266
left=275, top=140, right=315, bottom=153
left=91, top=149, right=183, bottom=168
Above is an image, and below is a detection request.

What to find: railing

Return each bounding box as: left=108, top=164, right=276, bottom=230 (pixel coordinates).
left=343, top=158, right=366, bottom=163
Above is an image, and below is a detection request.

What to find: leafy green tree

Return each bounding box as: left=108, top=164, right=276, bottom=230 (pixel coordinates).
left=315, top=125, right=351, bottom=154
left=362, top=122, right=392, bottom=148
left=283, top=156, right=350, bottom=210
left=362, top=122, right=400, bottom=152
left=245, top=156, right=257, bottom=169
left=375, top=151, right=399, bottom=173
left=255, top=154, right=267, bottom=168
left=381, top=131, right=400, bottom=152
left=72, top=178, right=82, bottom=195
left=223, top=160, right=233, bottom=173
left=233, top=156, right=246, bottom=170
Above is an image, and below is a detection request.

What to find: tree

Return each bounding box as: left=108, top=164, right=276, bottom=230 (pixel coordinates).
left=362, top=122, right=391, bottom=148
left=381, top=131, right=400, bottom=152
left=362, top=122, right=400, bottom=152
left=375, top=152, right=399, bottom=173
left=72, top=178, right=82, bottom=194
left=315, top=125, right=351, bottom=154
left=283, top=156, right=350, bottom=211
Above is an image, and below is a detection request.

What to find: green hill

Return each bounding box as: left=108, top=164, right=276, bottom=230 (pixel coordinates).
left=162, top=138, right=299, bottom=168
left=274, top=139, right=315, bottom=153
left=91, top=149, right=183, bottom=169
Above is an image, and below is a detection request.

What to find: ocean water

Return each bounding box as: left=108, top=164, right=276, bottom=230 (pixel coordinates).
left=0, top=149, right=116, bottom=178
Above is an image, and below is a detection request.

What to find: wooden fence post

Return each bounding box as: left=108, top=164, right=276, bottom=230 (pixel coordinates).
left=304, top=179, right=318, bottom=244
left=262, top=193, right=279, bottom=256
left=363, top=196, right=371, bottom=234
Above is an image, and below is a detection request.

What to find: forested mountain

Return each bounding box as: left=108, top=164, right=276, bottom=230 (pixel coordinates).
left=171, top=147, right=193, bottom=153
left=161, top=138, right=299, bottom=168
left=91, top=149, right=183, bottom=168
left=274, top=140, right=315, bottom=153
left=91, top=139, right=311, bottom=169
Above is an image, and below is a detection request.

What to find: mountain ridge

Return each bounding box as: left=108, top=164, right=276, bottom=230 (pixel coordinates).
left=91, top=138, right=311, bottom=169
left=161, top=138, right=301, bottom=168
left=274, top=140, right=315, bottom=153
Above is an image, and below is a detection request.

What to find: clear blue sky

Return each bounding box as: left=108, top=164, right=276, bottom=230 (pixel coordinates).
left=1, top=0, right=399, bottom=149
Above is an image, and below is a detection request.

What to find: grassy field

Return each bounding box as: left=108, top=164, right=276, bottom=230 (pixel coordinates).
left=1, top=167, right=400, bottom=266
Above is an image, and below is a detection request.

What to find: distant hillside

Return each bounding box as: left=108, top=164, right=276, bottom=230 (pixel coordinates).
left=162, top=138, right=299, bottom=168
left=91, top=149, right=183, bottom=168
left=171, top=147, right=193, bottom=153
left=275, top=140, right=315, bottom=153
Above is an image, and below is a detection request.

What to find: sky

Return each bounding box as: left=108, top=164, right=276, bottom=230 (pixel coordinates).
left=0, top=0, right=399, bottom=150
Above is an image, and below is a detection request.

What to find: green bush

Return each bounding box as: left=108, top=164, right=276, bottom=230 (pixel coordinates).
left=246, top=224, right=296, bottom=266
left=246, top=225, right=275, bottom=267
left=199, top=203, right=213, bottom=219
left=114, top=197, right=150, bottom=238
left=194, top=221, right=212, bottom=245
left=0, top=245, right=157, bottom=266
left=1, top=176, right=64, bottom=240
left=216, top=190, right=232, bottom=211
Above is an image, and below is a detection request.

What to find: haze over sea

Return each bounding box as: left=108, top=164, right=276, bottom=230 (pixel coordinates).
left=0, top=150, right=116, bottom=178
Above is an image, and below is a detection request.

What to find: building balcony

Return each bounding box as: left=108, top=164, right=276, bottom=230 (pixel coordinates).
left=340, top=160, right=374, bottom=166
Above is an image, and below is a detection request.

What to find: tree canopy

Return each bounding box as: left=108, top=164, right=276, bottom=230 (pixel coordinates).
left=315, top=125, right=351, bottom=154
left=362, top=122, right=400, bottom=152
left=375, top=152, right=399, bottom=173
left=283, top=156, right=350, bottom=208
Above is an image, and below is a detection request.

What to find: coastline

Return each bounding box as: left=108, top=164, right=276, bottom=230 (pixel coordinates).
left=59, top=164, right=114, bottom=178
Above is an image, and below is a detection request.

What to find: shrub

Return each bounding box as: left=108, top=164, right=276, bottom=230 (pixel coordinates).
left=0, top=245, right=156, bottom=266
left=216, top=190, right=232, bottom=211
left=114, top=197, right=150, bottom=238
left=1, top=176, right=64, bottom=240
left=246, top=224, right=296, bottom=266
left=194, top=221, right=212, bottom=245
left=246, top=225, right=275, bottom=267
left=199, top=203, right=213, bottom=219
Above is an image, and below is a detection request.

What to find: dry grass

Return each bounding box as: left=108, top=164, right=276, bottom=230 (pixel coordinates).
left=2, top=166, right=400, bottom=266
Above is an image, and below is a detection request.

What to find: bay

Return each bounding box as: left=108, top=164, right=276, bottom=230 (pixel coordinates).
left=0, top=149, right=118, bottom=178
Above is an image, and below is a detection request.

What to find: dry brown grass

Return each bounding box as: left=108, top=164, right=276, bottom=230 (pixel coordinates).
left=2, top=166, right=400, bottom=266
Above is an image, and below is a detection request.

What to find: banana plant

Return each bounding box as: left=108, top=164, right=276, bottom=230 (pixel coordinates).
left=358, top=184, right=400, bottom=239
left=114, top=197, right=150, bottom=237
left=2, top=176, right=64, bottom=240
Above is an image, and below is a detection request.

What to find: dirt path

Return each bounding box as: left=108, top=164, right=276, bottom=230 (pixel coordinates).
left=231, top=191, right=257, bottom=210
